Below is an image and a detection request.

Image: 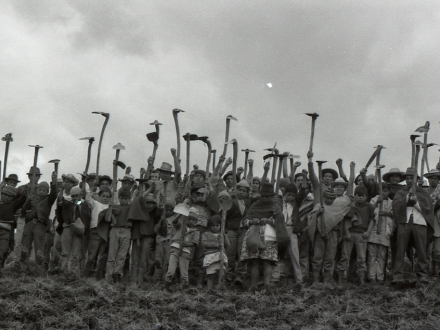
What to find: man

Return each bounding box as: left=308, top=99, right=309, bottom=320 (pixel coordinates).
left=157, top=148, right=182, bottom=204
left=423, top=169, right=440, bottom=272
left=4, top=174, right=20, bottom=188
left=392, top=168, right=434, bottom=284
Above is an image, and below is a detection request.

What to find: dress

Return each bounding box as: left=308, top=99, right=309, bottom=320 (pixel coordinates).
left=240, top=223, right=278, bottom=263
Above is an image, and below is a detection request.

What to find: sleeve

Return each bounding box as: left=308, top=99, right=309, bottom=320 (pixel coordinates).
left=48, top=182, right=58, bottom=206
left=13, top=194, right=27, bottom=211
left=191, top=230, right=200, bottom=246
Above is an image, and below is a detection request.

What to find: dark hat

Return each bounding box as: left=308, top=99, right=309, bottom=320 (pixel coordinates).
left=98, top=175, right=113, bottom=184
left=382, top=168, right=405, bottom=183
left=5, top=174, right=20, bottom=183
left=403, top=167, right=420, bottom=179
left=118, top=188, right=131, bottom=198
left=260, top=183, right=275, bottom=196
left=26, top=166, right=41, bottom=176
left=157, top=162, right=174, bottom=173
left=424, top=169, right=440, bottom=179
left=285, top=184, right=298, bottom=194
left=87, top=173, right=97, bottom=180
left=193, top=169, right=206, bottom=179
left=322, top=168, right=338, bottom=180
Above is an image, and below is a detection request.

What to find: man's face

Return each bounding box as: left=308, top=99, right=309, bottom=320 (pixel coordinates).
left=428, top=176, right=440, bottom=187
left=145, top=201, right=156, bottom=211
left=284, top=192, right=296, bottom=204
left=1, top=193, right=13, bottom=203
left=28, top=174, right=41, bottom=185
left=389, top=174, right=401, bottom=184
left=405, top=175, right=413, bottom=186
left=99, top=192, right=111, bottom=204
left=5, top=180, right=17, bottom=188
left=63, top=180, right=75, bottom=192
left=334, top=184, right=346, bottom=197
left=119, top=196, right=130, bottom=206
left=99, top=180, right=111, bottom=190
left=191, top=191, right=204, bottom=203
left=219, top=196, right=230, bottom=204
left=354, top=194, right=367, bottom=204
left=37, top=187, right=48, bottom=197
left=121, top=181, right=134, bottom=189
left=159, top=171, right=171, bottom=181
left=224, top=175, right=233, bottom=188
left=322, top=173, right=334, bottom=186
left=251, top=180, right=260, bottom=191
left=295, top=175, right=303, bottom=188
left=150, top=172, right=160, bottom=181
left=236, top=186, right=248, bottom=199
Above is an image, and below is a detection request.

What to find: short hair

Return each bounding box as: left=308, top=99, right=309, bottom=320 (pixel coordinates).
left=354, top=186, right=367, bottom=196
left=99, top=187, right=112, bottom=196
left=207, top=215, right=222, bottom=228
left=294, top=173, right=304, bottom=181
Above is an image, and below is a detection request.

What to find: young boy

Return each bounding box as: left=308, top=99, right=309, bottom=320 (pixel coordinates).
left=164, top=207, right=200, bottom=291
left=105, top=188, right=132, bottom=283
left=21, top=172, right=57, bottom=267
left=153, top=201, right=176, bottom=282
left=367, top=183, right=394, bottom=283
left=336, top=185, right=375, bottom=285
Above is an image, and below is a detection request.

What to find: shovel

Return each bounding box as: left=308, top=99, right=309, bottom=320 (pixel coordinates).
left=218, top=197, right=233, bottom=289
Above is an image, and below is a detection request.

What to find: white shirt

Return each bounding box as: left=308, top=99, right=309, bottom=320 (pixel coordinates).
left=406, top=195, right=426, bottom=226
left=283, top=203, right=294, bottom=226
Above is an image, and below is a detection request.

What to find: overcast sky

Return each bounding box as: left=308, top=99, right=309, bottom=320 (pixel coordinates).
left=1, top=1, right=440, bottom=184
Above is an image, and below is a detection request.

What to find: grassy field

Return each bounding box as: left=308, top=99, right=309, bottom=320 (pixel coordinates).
left=1, top=266, right=440, bottom=330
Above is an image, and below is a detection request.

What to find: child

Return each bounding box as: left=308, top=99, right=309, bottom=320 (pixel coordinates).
left=105, top=188, right=132, bottom=283
left=336, top=185, right=375, bottom=285
left=202, top=215, right=230, bottom=289
left=21, top=172, right=57, bottom=267
left=164, top=207, right=200, bottom=291
left=367, top=183, right=394, bottom=283
left=153, top=201, right=176, bottom=282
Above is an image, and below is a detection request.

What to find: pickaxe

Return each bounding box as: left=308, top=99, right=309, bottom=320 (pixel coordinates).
left=183, top=133, right=199, bottom=176
left=413, top=141, right=422, bottom=188
left=48, top=159, right=60, bottom=174
left=146, top=131, right=159, bottom=168
left=274, top=153, right=288, bottom=194
left=364, top=145, right=385, bottom=171
left=417, top=121, right=430, bottom=178
left=211, top=149, right=217, bottom=172
left=316, top=160, right=327, bottom=235
left=221, top=115, right=238, bottom=158
left=28, top=145, right=43, bottom=192
left=264, top=143, right=279, bottom=183
left=423, top=142, right=437, bottom=173
left=305, top=113, right=319, bottom=154
left=2, top=133, right=13, bottom=181
left=241, top=148, right=255, bottom=178
left=92, top=112, right=110, bottom=177
left=172, top=109, right=185, bottom=161
left=150, top=120, right=162, bottom=136
left=374, top=164, right=386, bottom=234
left=218, top=196, right=233, bottom=289
left=112, top=143, right=126, bottom=202
left=198, top=136, right=212, bottom=178
left=225, top=139, right=238, bottom=192
left=287, top=154, right=301, bottom=180
left=79, top=137, right=95, bottom=176
left=410, top=134, right=420, bottom=168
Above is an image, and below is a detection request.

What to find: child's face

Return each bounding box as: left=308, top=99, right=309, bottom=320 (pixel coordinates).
left=191, top=192, right=204, bottom=203
left=145, top=201, right=156, bottom=211
left=165, top=206, right=174, bottom=218
left=119, top=196, right=130, bottom=206
left=121, top=181, right=133, bottom=189
left=219, top=196, right=229, bottom=204
left=224, top=175, right=233, bottom=188
left=382, top=188, right=390, bottom=199
left=236, top=187, right=248, bottom=199
left=159, top=171, right=171, bottom=181
left=187, top=216, right=197, bottom=228
left=100, top=192, right=111, bottom=204
left=405, top=175, right=413, bottom=186
left=354, top=194, right=367, bottom=204
left=334, top=184, right=346, bottom=197
left=284, top=192, right=296, bottom=204
left=389, top=174, right=401, bottom=184
left=5, top=180, right=17, bottom=188
left=150, top=172, right=160, bottom=181
left=322, top=173, right=334, bottom=186
left=37, top=187, right=48, bottom=197
left=99, top=180, right=111, bottom=190
left=71, top=193, right=80, bottom=205
left=194, top=174, right=204, bottom=184
left=324, top=197, right=335, bottom=205
left=210, top=224, right=221, bottom=233
left=356, top=177, right=364, bottom=186
left=251, top=180, right=260, bottom=192
left=1, top=193, right=13, bottom=203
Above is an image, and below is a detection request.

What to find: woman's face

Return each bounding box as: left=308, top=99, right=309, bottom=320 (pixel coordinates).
left=251, top=180, right=260, bottom=192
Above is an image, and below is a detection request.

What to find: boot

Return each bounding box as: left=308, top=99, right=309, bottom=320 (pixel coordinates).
left=338, top=271, right=345, bottom=284
left=357, top=272, right=365, bottom=286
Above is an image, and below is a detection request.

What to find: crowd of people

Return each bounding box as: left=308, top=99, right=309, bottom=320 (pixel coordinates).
left=0, top=140, right=438, bottom=292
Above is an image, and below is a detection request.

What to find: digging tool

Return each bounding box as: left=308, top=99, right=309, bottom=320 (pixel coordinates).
left=125, top=166, right=131, bottom=175
left=316, top=160, right=327, bottom=235
left=413, top=141, right=422, bottom=189
left=92, top=112, right=110, bottom=177
left=48, top=159, right=60, bottom=175
left=79, top=137, right=94, bottom=174
left=182, top=133, right=199, bottom=176
left=198, top=136, right=212, bottom=177
left=305, top=113, right=319, bottom=154
left=375, top=164, right=385, bottom=234
left=137, top=167, right=146, bottom=195
left=226, top=139, right=238, bottom=192
left=264, top=143, right=278, bottom=184
left=241, top=149, right=255, bottom=178
left=28, top=145, right=43, bottom=193
left=275, top=154, right=288, bottom=194
left=150, top=120, right=162, bottom=136
left=364, top=146, right=382, bottom=171
left=112, top=143, right=126, bottom=203
left=174, top=201, right=190, bottom=257
left=172, top=109, right=185, bottom=161
left=282, top=152, right=289, bottom=178
left=211, top=150, right=217, bottom=172
left=410, top=134, right=420, bottom=167
left=221, top=115, right=238, bottom=158
left=418, top=121, right=430, bottom=178
left=219, top=197, right=233, bottom=289
left=146, top=132, right=159, bottom=167
left=424, top=143, right=438, bottom=172
left=287, top=154, right=300, bottom=175
left=2, top=133, right=12, bottom=180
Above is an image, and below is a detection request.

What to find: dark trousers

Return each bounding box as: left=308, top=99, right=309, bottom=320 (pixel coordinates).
left=84, top=229, right=108, bottom=277
left=21, top=220, right=46, bottom=265
left=394, top=221, right=428, bottom=279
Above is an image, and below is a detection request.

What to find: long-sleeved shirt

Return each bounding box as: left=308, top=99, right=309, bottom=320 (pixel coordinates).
left=85, top=188, right=109, bottom=229
left=0, top=195, right=27, bottom=230
left=23, top=182, right=57, bottom=224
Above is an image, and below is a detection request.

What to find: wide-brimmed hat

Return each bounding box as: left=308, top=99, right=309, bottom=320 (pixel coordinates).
left=98, top=175, right=113, bottom=184
left=26, top=166, right=41, bottom=176
left=237, top=179, right=250, bottom=189
left=331, top=178, right=348, bottom=187
left=62, top=174, right=79, bottom=185
left=5, top=174, right=20, bottom=183
left=382, top=168, right=405, bottom=183
left=403, top=167, right=420, bottom=179
left=260, top=183, right=275, bottom=196
left=157, top=162, right=174, bottom=173
left=322, top=168, right=338, bottom=180
left=118, top=174, right=135, bottom=182
left=424, top=169, right=440, bottom=179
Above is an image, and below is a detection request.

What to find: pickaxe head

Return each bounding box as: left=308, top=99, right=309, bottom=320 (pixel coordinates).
left=2, top=133, right=13, bottom=142
left=48, top=159, right=60, bottom=164
left=29, top=145, right=43, bottom=149
left=375, top=145, right=385, bottom=150
left=241, top=149, right=255, bottom=153
left=146, top=132, right=159, bottom=143
left=316, top=160, right=328, bottom=165
left=264, top=142, right=277, bottom=153
left=113, top=143, right=125, bottom=150
left=225, top=139, right=237, bottom=145
left=183, top=133, right=199, bottom=141
left=413, top=141, right=423, bottom=147
left=226, top=115, right=238, bottom=121
left=211, top=149, right=216, bottom=154
left=198, top=136, right=209, bottom=143
left=410, top=134, right=420, bottom=141
left=287, top=154, right=300, bottom=159
left=116, top=161, right=126, bottom=169
left=305, top=113, right=319, bottom=119
left=80, top=137, right=95, bottom=143
left=150, top=120, right=162, bottom=126
left=263, top=153, right=276, bottom=161
left=92, top=111, right=110, bottom=118
left=426, top=143, right=438, bottom=148
left=374, top=165, right=385, bottom=170
left=173, top=108, right=185, bottom=114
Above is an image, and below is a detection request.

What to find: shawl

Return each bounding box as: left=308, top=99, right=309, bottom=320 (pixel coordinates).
left=245, top=199, right=289, bottom=243
left=392, top=186, right=434, bottom=228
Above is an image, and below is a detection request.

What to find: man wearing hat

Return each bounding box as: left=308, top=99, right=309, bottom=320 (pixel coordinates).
left=4, top=174, right=20, bottom=188
left=156, top=149, right=182, bottom=204
left=382, top=168, right=405, bottom=200
left=423, top=169, right=440, bottom=273
left=392, top=168, right=434, bottom=284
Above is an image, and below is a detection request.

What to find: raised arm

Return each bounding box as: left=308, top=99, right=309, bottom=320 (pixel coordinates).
left=246, top=159, right=254, bottom=186
left=171, top=148, right=182, bottom=184
left=347, top=161, right=355, bottom=196
left=336, top=158, right=348, bottom=182
left=289, top=161, right=301, bottom=184
left=261, top=161, right=270, bottom=184
left=219, top=157, right=232, bottom=177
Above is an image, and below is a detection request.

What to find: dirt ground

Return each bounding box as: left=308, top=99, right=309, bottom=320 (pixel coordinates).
left=1, top=266, right=440, bottom=330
